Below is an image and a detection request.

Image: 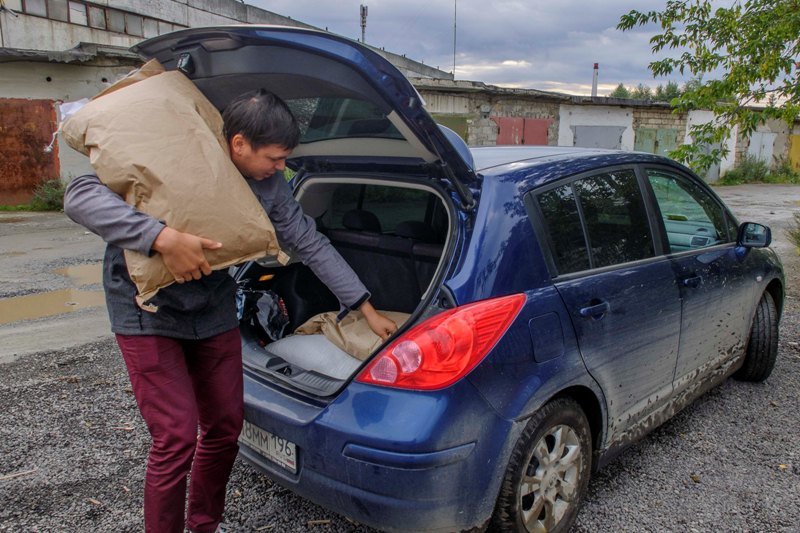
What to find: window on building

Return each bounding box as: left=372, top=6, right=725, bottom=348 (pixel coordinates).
left=125, top=12, right=143, bottom=37
left=21, top=0, right=187, bottom=37
left=46, top=0, right=68, bottom=21
left=24, top=0, right=47, bottom=17
left=68, top=1, right=87, bottom=25
left=106, top=9, right=125, bottom=33
left=88, top=5, right=106, bottom=29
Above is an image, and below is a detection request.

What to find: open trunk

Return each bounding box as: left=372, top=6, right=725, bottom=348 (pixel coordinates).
left=235, top=176, right=452, bottom=396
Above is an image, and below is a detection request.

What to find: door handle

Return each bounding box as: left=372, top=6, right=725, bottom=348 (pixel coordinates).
left=681, top=275, right=702, bottom=288
left=579, top=301, right=609, bottom=318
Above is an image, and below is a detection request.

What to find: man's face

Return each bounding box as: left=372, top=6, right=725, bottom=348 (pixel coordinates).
left=229, top=134, right=293, bottom=181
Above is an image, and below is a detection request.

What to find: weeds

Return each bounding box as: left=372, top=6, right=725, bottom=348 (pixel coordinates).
left=0, top=179, right=66, bottom=212
left=718, top=156, right=800, bottom=185
left=29, top=179, right=66, bottom=211
left=788, top=212, right=800, bottom=253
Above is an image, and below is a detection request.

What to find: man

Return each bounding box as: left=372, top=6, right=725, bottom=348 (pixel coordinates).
left=64, top=88, right=397, bottom=533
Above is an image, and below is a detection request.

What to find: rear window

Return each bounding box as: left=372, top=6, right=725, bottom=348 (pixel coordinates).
left=287, top=97, right=404, bottom=144
left=321, top=184, right=446, bottom=241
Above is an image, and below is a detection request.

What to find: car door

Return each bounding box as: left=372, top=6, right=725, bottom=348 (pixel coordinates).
left=530, top=167, right=681, bottom=442
left=643, top=167, right=752, bottom=390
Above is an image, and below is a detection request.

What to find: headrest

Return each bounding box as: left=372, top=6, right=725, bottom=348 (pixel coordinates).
left=395, top=220, right=439, bottom=243
left=342, top=209, right=382, bottom=233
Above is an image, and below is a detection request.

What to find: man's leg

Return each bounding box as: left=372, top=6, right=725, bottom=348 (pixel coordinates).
left=116, top=334, right=199, bottom=533
left=184, top=327, right=244, bottom=533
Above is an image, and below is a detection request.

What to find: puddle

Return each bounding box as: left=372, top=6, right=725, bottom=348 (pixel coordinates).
left=54, top=263, right=103, bottom=286
left=0, top=289, right=106, bottom=325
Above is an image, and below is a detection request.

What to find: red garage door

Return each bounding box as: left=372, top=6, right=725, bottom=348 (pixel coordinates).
left=0, top=99, right=60, bottom=205
left=492, top=116, right=554, bottom=146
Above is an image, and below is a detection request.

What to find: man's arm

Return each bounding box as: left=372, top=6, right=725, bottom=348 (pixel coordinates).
left=64, top=175, right=221, bottom=283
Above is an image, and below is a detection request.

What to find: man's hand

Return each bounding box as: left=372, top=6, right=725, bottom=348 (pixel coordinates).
left=360, top=300, right=398, bottom=341
left=152, top=227, right=222, bottom=283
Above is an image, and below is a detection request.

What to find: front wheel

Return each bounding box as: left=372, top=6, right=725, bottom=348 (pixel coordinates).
left=491, top=397, right=592, bottom=533
left=734, top=291, right=779, bottom=382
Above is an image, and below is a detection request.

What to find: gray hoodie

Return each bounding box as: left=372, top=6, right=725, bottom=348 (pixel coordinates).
left=64, top=173, right=369, bottom=339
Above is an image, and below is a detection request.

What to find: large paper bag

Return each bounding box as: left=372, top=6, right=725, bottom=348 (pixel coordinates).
left=62, top=60, right=283, bottom=308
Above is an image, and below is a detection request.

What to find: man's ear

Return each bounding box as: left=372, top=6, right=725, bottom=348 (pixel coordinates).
left=230, top=133, right=247, bottom=154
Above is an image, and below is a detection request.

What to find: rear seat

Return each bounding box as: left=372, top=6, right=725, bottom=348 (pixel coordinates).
left=325, top=211, right=443, bottom=313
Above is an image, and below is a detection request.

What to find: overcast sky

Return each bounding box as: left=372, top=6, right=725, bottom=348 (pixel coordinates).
left=247, top=0, right=692, bottom=96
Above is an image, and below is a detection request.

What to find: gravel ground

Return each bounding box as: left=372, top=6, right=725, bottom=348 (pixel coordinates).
left=1, top=185, right=799, bottom=532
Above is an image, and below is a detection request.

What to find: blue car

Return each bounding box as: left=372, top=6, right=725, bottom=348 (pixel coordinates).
left=135, top=26, right=784, bottom=532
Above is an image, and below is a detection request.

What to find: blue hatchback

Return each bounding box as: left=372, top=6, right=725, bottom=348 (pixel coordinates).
left=136, top=26, right=784, bottom=532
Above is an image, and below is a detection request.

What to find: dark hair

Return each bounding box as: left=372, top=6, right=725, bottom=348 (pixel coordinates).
left=222, top=89, right=301, bottom=150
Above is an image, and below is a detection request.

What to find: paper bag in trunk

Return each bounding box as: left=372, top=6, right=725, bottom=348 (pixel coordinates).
left=62, top=60, right=282, bottom=307
left=295, top=311, right=410, bottom=360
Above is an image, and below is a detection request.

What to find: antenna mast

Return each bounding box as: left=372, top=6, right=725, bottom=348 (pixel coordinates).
left=360, top=4, right=368, bottom=43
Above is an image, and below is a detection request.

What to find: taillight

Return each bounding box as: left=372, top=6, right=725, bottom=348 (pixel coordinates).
left=356, top=293, right=526, bottom=390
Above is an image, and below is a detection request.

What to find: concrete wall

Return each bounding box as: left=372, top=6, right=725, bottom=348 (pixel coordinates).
left=0, top=61, right=137, bottom=184
left=0, top=0, right=312, bottom=51
left=557, top=105, right=635, bottom=149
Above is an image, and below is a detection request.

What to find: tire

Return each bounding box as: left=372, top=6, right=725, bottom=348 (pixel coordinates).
left=734, top=291, right=779, bottom=382
left=491, top=398, right=592, bottom=533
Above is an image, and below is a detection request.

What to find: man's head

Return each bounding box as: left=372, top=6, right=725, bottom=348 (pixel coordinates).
left=222, top=89, right=301, bottom=180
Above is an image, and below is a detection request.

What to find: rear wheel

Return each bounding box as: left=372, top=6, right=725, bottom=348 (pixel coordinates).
left=734, top=291, right=779, bottom=382
left=491, top=398, right=592, bottom=533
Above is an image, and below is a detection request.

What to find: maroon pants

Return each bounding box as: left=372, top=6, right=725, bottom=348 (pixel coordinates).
left=116, top=328, right=243, bottom=533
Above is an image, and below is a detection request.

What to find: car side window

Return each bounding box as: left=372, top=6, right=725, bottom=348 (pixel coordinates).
left=536, top=184, right=591, bottom=274
left=646, top=169, right=731, bottom=253
left=535, top=168, right=654, bottom=275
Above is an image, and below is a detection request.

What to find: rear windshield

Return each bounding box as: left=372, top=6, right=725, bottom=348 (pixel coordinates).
left=287, top=97, right=404, bottom=143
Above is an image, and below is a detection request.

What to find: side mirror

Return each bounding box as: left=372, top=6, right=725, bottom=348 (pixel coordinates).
left=737, top=222, right=771, bottom=248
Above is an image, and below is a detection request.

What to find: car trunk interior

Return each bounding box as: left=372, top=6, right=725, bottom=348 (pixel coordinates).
left=237, top=176, right=451, bottom=396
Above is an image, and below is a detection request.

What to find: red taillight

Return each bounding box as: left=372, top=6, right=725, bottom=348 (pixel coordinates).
left=356, top=293, right=526, bottom=390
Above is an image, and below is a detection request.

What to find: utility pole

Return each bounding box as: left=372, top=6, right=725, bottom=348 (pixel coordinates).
left=453, top=0, right=457, bottom=77
left=360, top=4, right=368, bottom=43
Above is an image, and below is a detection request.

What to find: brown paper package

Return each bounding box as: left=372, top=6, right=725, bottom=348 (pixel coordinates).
left=295, top=311, right=411, bottom=360
left=61, top=60, right=283, bottom=308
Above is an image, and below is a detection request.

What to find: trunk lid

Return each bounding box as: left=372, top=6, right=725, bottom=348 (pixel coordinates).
left=132, top=25, right=477, bottom=208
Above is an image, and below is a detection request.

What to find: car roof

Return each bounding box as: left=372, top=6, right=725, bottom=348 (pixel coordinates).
left=471, top=146, right=629, bottom=171
left=468, top=146, right=696, bottom=192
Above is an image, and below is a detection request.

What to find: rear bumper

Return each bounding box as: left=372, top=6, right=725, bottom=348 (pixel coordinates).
left=241, top=371, right=518, bottom=532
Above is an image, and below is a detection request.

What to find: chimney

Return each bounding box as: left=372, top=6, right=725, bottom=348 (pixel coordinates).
left=592, top=63, right=599, bottom=97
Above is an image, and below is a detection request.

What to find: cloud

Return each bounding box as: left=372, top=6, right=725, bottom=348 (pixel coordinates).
left=247, top=0, right=692, bottom=95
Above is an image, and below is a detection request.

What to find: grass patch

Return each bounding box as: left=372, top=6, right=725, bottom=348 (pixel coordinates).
left=0, top=204, right=33, bottom=212
left=0, top=179, right=66, bottom=212
left=718, top=156, right=800, bottom=185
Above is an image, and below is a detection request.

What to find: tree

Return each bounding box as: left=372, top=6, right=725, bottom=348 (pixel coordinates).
left=618, top=0, right=800, bottom=173
left=631, top=83, right=654, bottom=100
left=609, top=83, right=632, bottom=98
left=654, top=80, right=682, bottom=103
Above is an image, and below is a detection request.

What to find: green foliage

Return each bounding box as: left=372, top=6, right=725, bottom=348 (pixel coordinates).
left=718, top=155, right=800, bottom=185
left=787, top=212, right=800, bottom=252
left=630, top=83, right=654, bottom=100
left=618, top=0, right=800, bottom=173
left=608, top=80, right=684, bottom=102
left=609, top=83, right=631, bottom=98
left=28, top=179, right=66, bottom=211
left=655, top=80, right=682, bottom=102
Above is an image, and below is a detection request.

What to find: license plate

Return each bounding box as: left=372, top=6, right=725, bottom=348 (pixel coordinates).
left=240, top=420, right=297, bottom=473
